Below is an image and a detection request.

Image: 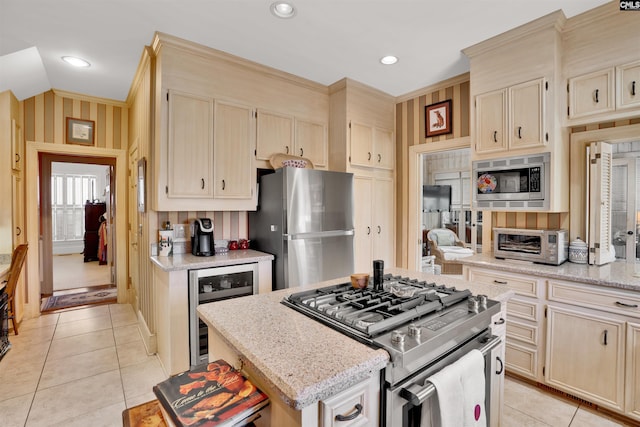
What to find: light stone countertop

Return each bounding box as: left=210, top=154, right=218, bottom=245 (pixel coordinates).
left=150, top=249, right=274, bottom=272
left=197, top=267, right=513, bottom=410
left=459, top=253, right=640, bottom=292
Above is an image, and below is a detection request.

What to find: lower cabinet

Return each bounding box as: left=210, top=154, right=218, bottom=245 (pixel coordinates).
left=627, top=322, right=640, bottom=421
left=545, top=305, right=625, bottom=412
left=319, top=374, right=379, bottom=427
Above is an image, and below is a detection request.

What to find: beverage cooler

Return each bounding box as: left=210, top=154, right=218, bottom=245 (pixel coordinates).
left=188, top=263, right=258, bottom=367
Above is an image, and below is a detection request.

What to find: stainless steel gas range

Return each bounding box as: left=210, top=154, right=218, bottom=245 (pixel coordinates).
left=282, top=273, right=503, bottom=427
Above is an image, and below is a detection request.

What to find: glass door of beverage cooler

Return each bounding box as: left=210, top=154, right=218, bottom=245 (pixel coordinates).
left=188, top=263, right=258, bottom=367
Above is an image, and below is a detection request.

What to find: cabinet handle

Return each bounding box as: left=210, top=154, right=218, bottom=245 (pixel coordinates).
left=377, top=225, right=381, bottom=234
left=15, top=153, right=20, bottom=163
left=378, top=153, right=381, bottom=163
left=285, top=146, right=289, bottom=154
left=517, top=126, right=522, bottom=139
left=335, top=403, right=363, bottom=422
left=201, top=178, right=205, bottom=189
left=367, top=226, right=371, bottom=235
left=367, top=152, right=372, bottom=161
left=494, top=317, right=505, bottom=325
left=603, top=329, right=608, bottom=346
left=632, top=81, right=636, bottom=96
left=594, top=89, right=599, bottom=103
left=615, top=301, right=638, bottom=308
left=493, top=131, right=498, bottom=143
left=495, top=356, right=504, bottom=375
left=299, top=147, right=303, bottom=156
left=222, top=180, right=226, bottom=190
left=493, top=280, right=507, bottom=285
left=16, top=226, right=21, bottom=236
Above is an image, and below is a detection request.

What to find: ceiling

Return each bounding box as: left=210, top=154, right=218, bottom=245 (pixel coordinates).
left=0, top=0, right=611, bottom=102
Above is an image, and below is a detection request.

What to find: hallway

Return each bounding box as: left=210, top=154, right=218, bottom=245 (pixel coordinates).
left=52, top=254, right=111, bottom=291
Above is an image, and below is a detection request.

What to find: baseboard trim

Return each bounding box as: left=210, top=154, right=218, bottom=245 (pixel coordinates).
left=137, top=310, right=157, bottom=355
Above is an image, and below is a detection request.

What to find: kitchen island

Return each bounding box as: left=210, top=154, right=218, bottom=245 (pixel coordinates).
left=197, top=267, right=513, bottom=427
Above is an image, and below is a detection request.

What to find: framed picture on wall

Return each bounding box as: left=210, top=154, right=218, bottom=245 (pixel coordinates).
left=66, top=117, right=95, bottom=145
left=425, top=99, right=452, bottom=137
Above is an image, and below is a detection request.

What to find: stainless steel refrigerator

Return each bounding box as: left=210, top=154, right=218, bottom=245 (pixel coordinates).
left=249, top=167, right=355, bottom=290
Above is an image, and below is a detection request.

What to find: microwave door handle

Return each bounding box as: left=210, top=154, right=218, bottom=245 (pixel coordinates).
left=399, top=335, right=501, bottom=406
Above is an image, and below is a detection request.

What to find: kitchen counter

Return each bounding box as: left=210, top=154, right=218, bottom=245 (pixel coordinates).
left=150, top=249, right=274, bottom=272
left=197, top=267, right=513, bottom=412
left=459, top=253, right=640, bottom=292
left=0, top=263, right=9, bottom=291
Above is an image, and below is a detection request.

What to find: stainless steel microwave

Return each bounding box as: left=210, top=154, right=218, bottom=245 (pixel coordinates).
left=472, top=152, right=550, bottom=210
left=493, top=227, right=568, bottom=265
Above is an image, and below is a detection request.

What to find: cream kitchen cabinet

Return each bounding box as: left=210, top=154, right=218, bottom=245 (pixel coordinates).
left=617, top=60, right=640, bottom=110
left=213, top=100, right=255, bottom=199
left=568, top=68, right=615, bottom=119
left=545, top=305, right=625, bottom=412
left=464, top=266, right=544, bottom=381
left=568, top=59, right=640, bottom=120
left=546, top=278, right=640, bottom=419
left=256, top=109, right=327, bottom=168
left=156, top=90, right=257, bottom=211
left=11, top=119, right=22, bottom=172
left=475, top=78, right=546, bottom=154
left=166, top=90, right=214, bottom=199
left=627, top=322, right=640, bottom=421
left=353, top=175, right=394, bottom=273
left=349, top=122, right=394, bottom=170
left=319, top=374, right=379, bottom=427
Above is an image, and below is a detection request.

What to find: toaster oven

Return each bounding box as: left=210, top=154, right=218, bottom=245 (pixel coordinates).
left=493, top=228, right=568, bottom=265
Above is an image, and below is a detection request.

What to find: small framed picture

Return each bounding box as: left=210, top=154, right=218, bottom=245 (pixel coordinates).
left=425, top=100, right=452, bottom=137
left=66, top=117, right=95, bottom=145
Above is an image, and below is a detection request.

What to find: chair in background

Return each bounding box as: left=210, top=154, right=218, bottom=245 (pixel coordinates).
left=426, top=228, right=473, bottom=275
left=2, top=244, right=28, bottom=335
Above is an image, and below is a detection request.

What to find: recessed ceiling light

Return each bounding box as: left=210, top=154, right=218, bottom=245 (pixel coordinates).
left=380, top=55, right=398, bottom=65
left=62, top=56, right=91, bottom=68
left=270, top=2, right=296, bottom=18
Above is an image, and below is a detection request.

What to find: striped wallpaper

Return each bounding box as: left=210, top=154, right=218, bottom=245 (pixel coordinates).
left=157, top=211, right=248, bottom=241
left=22, top=90, right=128, bottom=149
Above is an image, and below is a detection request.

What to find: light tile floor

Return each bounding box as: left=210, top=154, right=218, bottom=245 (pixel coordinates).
left=0, top=302, right=635, bottom=426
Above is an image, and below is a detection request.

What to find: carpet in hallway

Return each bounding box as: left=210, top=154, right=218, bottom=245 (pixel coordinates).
left=41, top=287, right=117, bottom=311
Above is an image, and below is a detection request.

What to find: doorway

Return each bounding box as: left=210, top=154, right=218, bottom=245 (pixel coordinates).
left=39, top=153, right=116, bottom=311
left=612, top=146, right=640, bottom=263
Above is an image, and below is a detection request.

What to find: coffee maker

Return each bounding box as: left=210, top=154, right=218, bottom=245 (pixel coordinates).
left=191, top=218, right=214, bottom=256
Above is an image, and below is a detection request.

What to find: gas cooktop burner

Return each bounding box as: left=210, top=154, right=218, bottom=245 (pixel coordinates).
left=283, top=274, right=476, bottom=338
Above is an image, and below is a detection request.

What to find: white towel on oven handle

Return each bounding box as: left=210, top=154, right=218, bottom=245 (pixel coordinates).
left=424, top=348, right=486, bottom=427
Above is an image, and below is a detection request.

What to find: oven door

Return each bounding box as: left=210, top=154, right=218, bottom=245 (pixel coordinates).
left=386, top=332, right=501, bottom=427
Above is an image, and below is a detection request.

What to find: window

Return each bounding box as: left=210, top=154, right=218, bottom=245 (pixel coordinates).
left=51, top=173, right=97, bottom=242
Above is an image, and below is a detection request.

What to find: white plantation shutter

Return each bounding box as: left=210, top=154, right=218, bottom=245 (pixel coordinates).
left=588, top=141, right=614, bottom=265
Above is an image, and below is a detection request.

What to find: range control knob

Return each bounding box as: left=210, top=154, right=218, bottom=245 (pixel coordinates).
left=477, top=294, right=488, bottom=309
left=468, top=297, right=479, bottom=313
left=408, top=324, right=421, bottom=338
left=391, top=330, right=405, bottom=345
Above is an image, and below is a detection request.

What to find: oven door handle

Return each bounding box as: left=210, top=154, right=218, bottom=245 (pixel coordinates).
left=399, top=334, right=502, bottom=406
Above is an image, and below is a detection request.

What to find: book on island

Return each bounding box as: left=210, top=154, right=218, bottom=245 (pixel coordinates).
left=153, top=359, right=269, bottom=427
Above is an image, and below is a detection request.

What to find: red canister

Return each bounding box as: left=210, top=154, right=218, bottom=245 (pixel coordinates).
left=228, top=240, right=238, bottom=250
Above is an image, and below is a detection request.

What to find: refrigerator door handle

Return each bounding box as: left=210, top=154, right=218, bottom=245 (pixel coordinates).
left=283, top=230, right=355, bottom=240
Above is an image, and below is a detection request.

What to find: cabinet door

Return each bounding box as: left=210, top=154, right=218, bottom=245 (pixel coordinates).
left=12, top=174, right=24, bottom=245
left=546, top=305, right=625, bottom=411
left=213, top=101, right=254, bottom=199
left=373, top=128, right=394, bottom=170
left=167, top=90, right=214, bottom=198
left=295, top=118, right=327, bottom=167
left=350, top=122, right=374, bottom=167
left=475, top=89, right=507, bottom=153
left=354, top=176, right=373, bottom=273
left=489, top=340, right=506, bottom=427
left=626, top=322, right=640, bottom=421
left=373, top=177, right=394, bottom=267
left=568, top=68, right=615, bottom=118
left=510, top=78, right=545, bottom=149
left=256, top=109, right=293, bottom=161
left=11, top=119, right=22, bottom=172
left=617, top=60, right=640, bottom=109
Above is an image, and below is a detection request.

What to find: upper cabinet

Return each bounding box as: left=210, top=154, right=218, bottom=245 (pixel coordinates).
left=563, top=2, right=640, bottom=126
left=166, top=90, right=214, bottom=199
left=475, top=78, right=546, bottom=154
left=255, top=109, right=327, bottom=168
left=349, top=123, right=394, bottom=170
left=149, top=34, right=328, bottom=211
